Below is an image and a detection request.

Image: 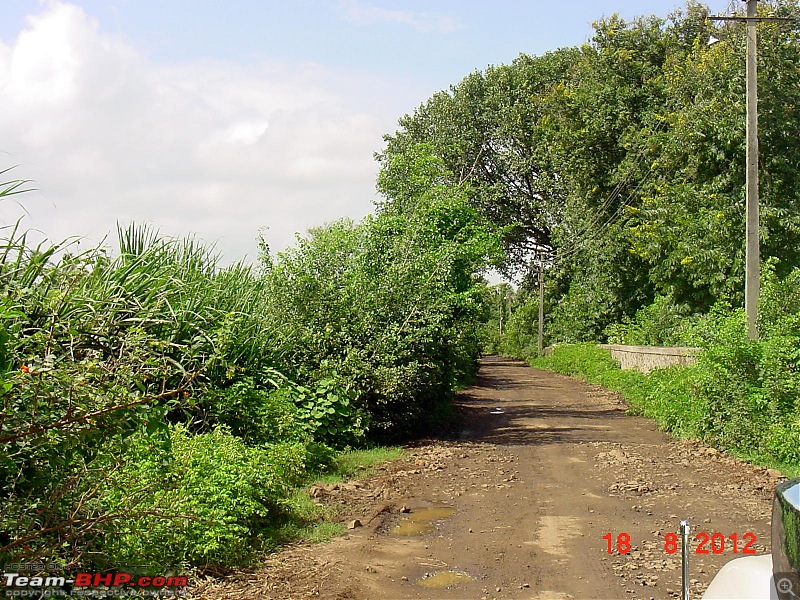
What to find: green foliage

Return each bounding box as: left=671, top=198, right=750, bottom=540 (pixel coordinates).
left=641, top=366, right=706, bottom=438
left=1, top=144, right=497, bottom=567
left=478, top=283, right=543, bottom=357
left=533, top=343, right=633, bottom=382
left=759, top=264, right=800, bottom=442
left=264, top=150, right=499, bottom=439
left=382, top=1, right=800, bottom=344
left=623, top=2, right=800, bottom=310
left=285, top=378, right=367, bottom=449
left=194, top=378, right=306, bottom=446
left=499, top=293, right=540, bottom=357
left=0, top=221, right=298, bottom=565
left=98, top=426, right=309, bottom=569
left=532, top=327, right=800, bottom=471
left=96, top=437, right=404, bottom=570
left=689, top=310, right=766, bottom=449
left=604, top=295, right=699, bottom=346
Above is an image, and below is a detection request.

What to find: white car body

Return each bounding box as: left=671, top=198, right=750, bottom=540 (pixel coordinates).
left=701, top=555, right=778, bottom=599
left=700, top=478, right=799, bottom=600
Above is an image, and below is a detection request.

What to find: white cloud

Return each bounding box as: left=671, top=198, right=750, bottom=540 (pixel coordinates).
left=337, top=0, right=463, bottom=34
left=0, top=1, right=404, bottom=264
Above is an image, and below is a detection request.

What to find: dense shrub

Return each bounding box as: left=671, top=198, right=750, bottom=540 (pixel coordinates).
left=98, top=426, right=310, bottom=569
left=499, top=294, right=540, bottom=358
left=286, top=378, right=368, bottom=449
left=263, top=149, right=500, bottom=439
left=604, top=295, right=699, bottom=346
left=193, top=378, right=307, bottom=446
left=688, top=309, right=766, bottom=451
left=1, top=152, right=498, bottom=568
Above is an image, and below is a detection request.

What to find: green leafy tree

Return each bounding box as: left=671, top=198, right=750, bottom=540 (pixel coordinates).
left=266, top=146, right=500, bottom=439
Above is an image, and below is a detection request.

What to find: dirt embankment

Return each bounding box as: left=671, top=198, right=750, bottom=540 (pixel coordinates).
left=192, top=356, right=785, bottom=600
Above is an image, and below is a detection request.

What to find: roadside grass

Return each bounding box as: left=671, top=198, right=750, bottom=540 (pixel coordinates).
left=727, top=450, right=800, bottom=480
left=275, top=446, right=405, bottom=546
left=530, top=344, right=704, bottom=439
left=322, top=446, right=405, bottom=483
left=530, top=344, right=800, bottom=478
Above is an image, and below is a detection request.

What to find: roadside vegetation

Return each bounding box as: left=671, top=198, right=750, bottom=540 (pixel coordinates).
left=486, top=264, right=800, bottom=480
left=396, top=0, right=798, bottom=476
left=3, top=0, right=800, bottom=576
left=0, top=155, right=499, bottom=570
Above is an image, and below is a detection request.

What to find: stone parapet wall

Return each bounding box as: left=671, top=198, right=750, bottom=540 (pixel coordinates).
left=599, top=344, right=703, bottom=373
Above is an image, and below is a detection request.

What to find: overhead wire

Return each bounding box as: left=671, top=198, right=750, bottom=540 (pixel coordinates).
left=547, top=115, right=669, bottom=263
left=554, top=161, right=660, bottom=262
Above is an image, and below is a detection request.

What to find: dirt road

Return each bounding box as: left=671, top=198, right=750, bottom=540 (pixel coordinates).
left=195, top=357, right=785, bottom=599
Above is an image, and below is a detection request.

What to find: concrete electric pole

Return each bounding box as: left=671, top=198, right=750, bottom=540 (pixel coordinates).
left=538, top=265, right=545, bottom=357
left=744, top=0, right=760, bottom=341
left=708, top=1, right=794, bottom=340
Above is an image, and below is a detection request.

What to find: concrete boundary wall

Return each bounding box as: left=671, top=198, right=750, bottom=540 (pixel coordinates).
left=599, top=344, right=703, bottom=373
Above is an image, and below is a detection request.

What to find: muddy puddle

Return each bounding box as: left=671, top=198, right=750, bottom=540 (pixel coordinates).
left=416, top=570, right=474, bottom=589
left=391, top=506, right=457, bottom=537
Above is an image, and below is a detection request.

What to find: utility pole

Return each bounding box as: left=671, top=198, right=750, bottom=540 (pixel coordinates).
left=744, top=0, right=759, bottom=341
left=538, top=264, right=545, bottom=357
left=534, top=249, right=552, bottom=357
left=708, top=2, right=794, bottom=340
left=498, top=289, right=503, bottom=337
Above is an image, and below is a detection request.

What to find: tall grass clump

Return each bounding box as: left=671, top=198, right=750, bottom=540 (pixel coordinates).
left=0, top=214, right=347, bottom=569
left=1, top=156, right=499, bottom=570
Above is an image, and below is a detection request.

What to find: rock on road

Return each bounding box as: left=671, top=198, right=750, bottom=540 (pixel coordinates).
left=194, top=356, right=783, bottom=600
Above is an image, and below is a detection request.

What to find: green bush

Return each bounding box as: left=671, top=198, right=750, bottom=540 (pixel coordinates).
left=532, top=342, right=621, bottom=379
left=1, top=160, right=498, bottom=567
left=604, top=295, right=698, bottom=346
left=263, top=162, right=500, bottom=440
left=192, top=377, right=307, bottom=446
left=640, top=366, right=705, bottom=438
left=760, top=266, right=800, bottom=427
left=285, top=377, right=368, bottom=449
left=500, top=294, right=540, bottom=358
left=690, top=310, right=765, bottom=450
left=99, top=426, right=310, bottom=569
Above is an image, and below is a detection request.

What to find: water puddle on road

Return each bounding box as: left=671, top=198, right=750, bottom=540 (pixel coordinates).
left=407, top=506, right=457, bottom=521
left=416, top=571, right=474, bottom=589
left=393, top=520, right=435, bottom=536
left=391, top=506, right=457, bottom=536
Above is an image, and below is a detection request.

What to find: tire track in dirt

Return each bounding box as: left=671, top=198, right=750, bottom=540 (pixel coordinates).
left=193, top=356, right=784, bottom=600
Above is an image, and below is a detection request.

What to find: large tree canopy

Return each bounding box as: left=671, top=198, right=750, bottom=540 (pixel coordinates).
left=378, top=0, right=800, bottom=341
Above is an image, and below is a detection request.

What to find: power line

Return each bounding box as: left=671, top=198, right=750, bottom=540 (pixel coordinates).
left=554, top=165, right=658, bottom=263
left=550, top=117, right=668, bottom=263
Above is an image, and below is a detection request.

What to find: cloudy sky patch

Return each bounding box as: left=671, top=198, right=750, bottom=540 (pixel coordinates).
left=0, top=0, right=732, bottom=264
left=1, top=1, right=397, bottom=263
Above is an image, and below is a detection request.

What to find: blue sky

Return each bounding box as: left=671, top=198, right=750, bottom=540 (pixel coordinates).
left=0, top=0, right=733, bottom=263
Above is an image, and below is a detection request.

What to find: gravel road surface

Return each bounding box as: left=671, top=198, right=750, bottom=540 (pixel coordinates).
left=193, top=356, right=783, bottom=600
